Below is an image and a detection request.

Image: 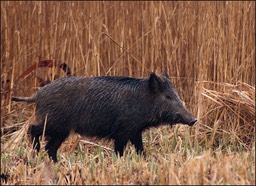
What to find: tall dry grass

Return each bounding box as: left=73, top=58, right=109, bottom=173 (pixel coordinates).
left=1, top=1, right=255, bottom=185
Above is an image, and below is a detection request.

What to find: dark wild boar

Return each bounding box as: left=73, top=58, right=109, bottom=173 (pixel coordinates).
left=12, top=71, right=197, bottom=162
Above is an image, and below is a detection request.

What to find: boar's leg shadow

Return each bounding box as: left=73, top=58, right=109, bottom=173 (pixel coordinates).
left=30, top=124, right=69, bottom=162
left=130, top=133, right=145, bottom=156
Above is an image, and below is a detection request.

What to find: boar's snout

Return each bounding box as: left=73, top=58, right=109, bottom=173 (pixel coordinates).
left=180, top=114, right=197, bottom=126
left=188, top=118, right=197, bottom=126
left=173, top=110, right=197, bottom=126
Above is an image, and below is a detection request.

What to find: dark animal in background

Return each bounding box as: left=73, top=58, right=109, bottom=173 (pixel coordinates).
left=12, top=71, right=197, bottom=162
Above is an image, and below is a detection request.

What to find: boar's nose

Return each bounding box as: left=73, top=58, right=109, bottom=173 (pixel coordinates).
left=189, top=118, right=197, bottom=126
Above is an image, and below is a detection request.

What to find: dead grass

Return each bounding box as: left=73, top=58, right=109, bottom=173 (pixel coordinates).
left=1, top=1, right=255, bottom=185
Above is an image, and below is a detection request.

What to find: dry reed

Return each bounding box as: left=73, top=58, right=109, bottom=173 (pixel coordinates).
left=200, top=81, right=255, bottom=149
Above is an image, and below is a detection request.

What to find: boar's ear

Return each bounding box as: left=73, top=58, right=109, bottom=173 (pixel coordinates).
left=148, top=72, right=165, bottom=92
left=163, top=69, right=169, bottom=79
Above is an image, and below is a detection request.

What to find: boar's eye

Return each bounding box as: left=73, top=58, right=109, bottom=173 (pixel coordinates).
left=165, top=95, right=172, bottom=100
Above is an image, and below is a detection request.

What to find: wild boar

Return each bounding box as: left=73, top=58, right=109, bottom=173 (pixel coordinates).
left=12, top=71, right=197, bottom=162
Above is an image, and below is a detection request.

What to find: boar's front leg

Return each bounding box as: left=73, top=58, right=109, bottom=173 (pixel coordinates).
left=114, top=138, right=129, bottom=157
left=130, top=133, right=146, bottom=156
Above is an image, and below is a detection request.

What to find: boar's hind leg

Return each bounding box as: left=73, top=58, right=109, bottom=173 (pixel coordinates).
left=130, top=133, right=145, bottom=156
left=45, top=131, right=69, bottom=162
left=30, top=125, right=43, bottom=152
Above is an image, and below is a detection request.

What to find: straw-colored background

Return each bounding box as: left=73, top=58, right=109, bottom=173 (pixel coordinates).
left=2, top=2, right=254, bottom=95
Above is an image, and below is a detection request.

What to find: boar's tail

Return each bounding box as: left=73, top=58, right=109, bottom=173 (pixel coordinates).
left=12, top=96, right=35, bottom=103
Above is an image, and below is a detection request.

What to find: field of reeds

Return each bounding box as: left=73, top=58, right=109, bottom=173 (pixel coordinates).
left=1, top=1, right=255, bottom=185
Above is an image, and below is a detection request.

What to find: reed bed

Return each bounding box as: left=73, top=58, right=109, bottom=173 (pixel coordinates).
left=199, top=81, right=255, bottom=149
left=1, top=1, right=255, bottom=185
